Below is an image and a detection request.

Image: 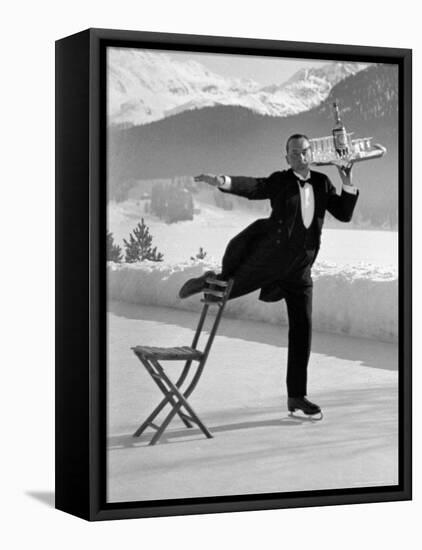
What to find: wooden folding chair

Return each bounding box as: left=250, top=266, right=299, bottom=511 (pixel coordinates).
left=131, top=276, right=233, bottom=445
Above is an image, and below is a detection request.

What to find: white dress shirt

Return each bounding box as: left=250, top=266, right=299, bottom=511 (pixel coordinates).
left=294, top=171, right=314, bottom=229
left=219, top=172, right=358, bottom=229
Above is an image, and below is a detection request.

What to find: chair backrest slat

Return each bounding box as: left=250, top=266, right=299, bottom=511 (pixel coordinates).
left=203, top=288, right=225, bottom=298
left=205, top=278, right=229, bottom=287
left=182, top=278, right=233, bottom=399
left=191, top=278, right=232, bottom=350
left=199, top=278, right=233, bottom=358
left=190, top=304, right=209, bottom=349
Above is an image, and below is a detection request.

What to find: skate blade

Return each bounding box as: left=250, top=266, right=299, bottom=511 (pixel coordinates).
left=288, top=410, right=323, bottom=421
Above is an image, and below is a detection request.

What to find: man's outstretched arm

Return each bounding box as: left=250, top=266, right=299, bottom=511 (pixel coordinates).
left=194, top=173, right=276, bottom=200
left=194, top=174, right=229, bottom=187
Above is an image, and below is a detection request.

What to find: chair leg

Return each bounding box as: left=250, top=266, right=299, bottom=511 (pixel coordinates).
left=149, top=391, right=212, bottom=446
left=149, top=400, right=184, bottom=445
left=151, top=361, right=213, bottom=445
left=133, top=398, right=167, bottom=437
left=133, top=394, right=192, bottom=437
left=133, top=357, right=193, bottom=437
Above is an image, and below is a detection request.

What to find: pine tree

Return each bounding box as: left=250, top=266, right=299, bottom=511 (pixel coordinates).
left=123, top=219, right=164, bottom=263
left=123, top=233, right=141, bottom=263
left=106, top=231, right=123, bottom=262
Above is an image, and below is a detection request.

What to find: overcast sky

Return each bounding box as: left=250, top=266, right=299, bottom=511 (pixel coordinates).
left=168, top=51, right=328, bottom=86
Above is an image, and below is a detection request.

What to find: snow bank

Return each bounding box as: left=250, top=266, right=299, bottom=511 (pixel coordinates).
left=107, top=260, right=398, bottom=343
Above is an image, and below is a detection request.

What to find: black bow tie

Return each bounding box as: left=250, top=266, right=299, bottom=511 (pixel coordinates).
left=298, top=178, right=311, bottom=188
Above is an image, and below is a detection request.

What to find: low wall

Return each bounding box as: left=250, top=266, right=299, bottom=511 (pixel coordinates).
left=107, top=261, right=398, bottom=343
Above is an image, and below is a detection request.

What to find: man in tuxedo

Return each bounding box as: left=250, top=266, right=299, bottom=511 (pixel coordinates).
left=179, top=134, right=359, bottom=416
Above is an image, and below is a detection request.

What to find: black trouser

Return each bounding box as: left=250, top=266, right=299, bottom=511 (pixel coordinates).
left=219, top=245, right=315, bottom=398
left=284, top=284, right=312, bottom=397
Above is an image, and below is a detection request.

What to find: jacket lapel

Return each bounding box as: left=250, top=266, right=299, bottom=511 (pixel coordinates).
left=284, top=170, right=300, bottom=238
left=310, top=173, right=323, bottom=218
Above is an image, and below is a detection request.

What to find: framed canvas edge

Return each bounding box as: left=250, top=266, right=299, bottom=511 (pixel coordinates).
left=56, top=27, right=412, bottom=522
left=55, top=29, right=92, bottom=521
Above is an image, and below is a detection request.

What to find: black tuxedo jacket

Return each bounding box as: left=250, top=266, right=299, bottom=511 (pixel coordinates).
left=220, top=168, right=359, bottom=301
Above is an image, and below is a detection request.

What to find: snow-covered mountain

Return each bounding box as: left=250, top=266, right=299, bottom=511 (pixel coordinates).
left=262, top=63, right=370, bottom=104
left=108, top=63, right=398, bottom=229
left=108, top=48, right=368, bottom=127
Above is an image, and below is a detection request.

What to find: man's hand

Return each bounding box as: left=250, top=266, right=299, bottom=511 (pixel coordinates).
left=335, top=161, right=354, bottom=187
left=194, top=174, right=224, bottom=187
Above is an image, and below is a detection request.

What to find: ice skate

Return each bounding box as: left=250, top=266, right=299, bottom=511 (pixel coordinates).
left=288, top=396, right=323, bottom=420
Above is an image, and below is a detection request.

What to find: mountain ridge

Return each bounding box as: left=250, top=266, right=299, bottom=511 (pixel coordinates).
left=108, top=48, right=369, bottom=126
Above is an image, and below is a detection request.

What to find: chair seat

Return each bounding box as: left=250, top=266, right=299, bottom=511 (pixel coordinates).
left=132, top=345, right=204, bottom=361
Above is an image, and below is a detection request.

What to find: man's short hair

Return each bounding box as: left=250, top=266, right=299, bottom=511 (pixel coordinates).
left=286, top=134, right=310, bottom=153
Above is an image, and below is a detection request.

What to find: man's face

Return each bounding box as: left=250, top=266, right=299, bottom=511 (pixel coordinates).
left=285, top=137, right=312, bottom=172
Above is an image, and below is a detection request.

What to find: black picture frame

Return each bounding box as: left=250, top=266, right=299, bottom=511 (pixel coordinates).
left=55, top=27, right=412, bottom=521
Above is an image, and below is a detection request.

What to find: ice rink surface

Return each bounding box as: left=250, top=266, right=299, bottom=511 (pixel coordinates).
left=107, top=302, right=398, bottom=503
